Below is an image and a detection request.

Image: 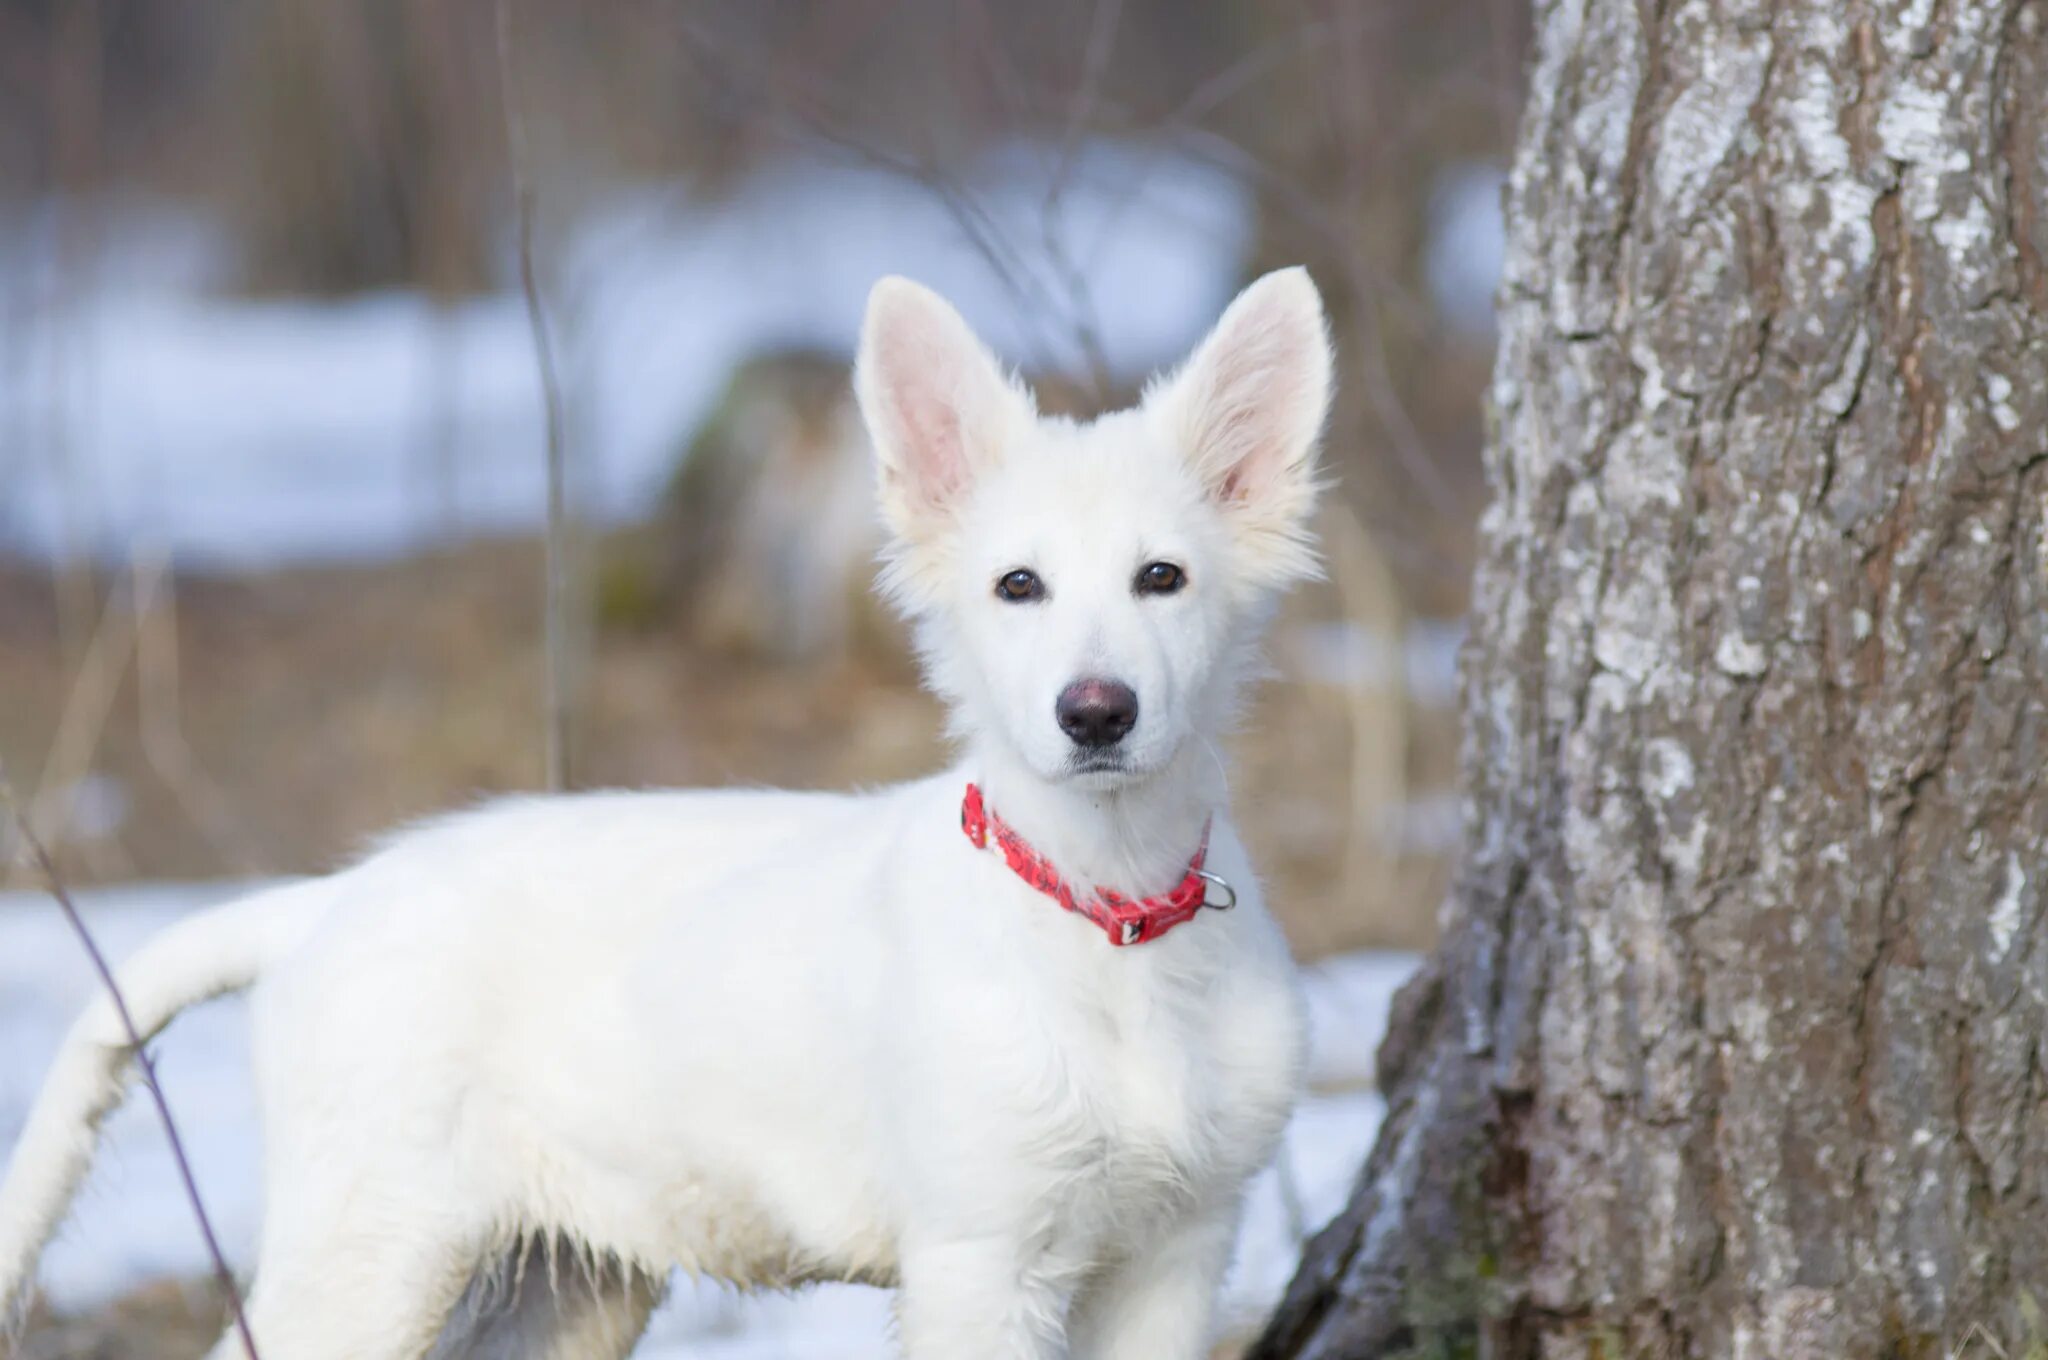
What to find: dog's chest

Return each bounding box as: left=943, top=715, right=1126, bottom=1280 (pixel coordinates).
left=1083, top=995, right=1205, bottom=1166
left=1052, top=954, right=1295, bottom=1208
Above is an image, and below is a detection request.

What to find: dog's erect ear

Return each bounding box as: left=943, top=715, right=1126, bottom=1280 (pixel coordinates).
left=855, top=277, right=1032, bottom=539
left=1148, top=267, right=1332, bottom=585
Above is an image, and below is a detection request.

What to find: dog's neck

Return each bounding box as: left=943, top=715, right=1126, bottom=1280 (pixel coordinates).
left=966, top=740, right=1227, bottom=899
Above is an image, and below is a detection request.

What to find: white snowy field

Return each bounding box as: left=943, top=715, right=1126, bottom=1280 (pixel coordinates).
left=0, top=881, right=1417, bottom=1356
left=0, top=146, right=1503, bottom=577
left=0, top=143, right=1256, bottom=570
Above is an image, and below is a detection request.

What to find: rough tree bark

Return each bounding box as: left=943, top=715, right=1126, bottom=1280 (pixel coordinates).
left=1254, top=1, right=2048, bottom=1356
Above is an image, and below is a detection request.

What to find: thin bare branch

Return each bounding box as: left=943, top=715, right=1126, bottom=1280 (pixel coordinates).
left=669, top=14, right=1106, bottom=384
left=1486, top=0, right=1526, bottom=151
left=46, top=0, right=104, bottom=675
left=1164, top=126, right=1466, bottom=523
left=494, top=0, right=573, bottom=792
left=30, top=560, right=160, bottom=854
left=134, top=550, right=265, bottom=876
left=1048, top=0, right=1125, bottom=207
left=0, top=770, right=260, bottom=1360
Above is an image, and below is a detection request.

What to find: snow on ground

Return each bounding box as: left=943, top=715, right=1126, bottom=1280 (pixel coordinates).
left=1424, top=163, right=1508, bottom=339
left=0, top=881, right=1416, bottom=1355
left=1288, top=617, right=1467, bottom=711
left=0, top=142, right=1256, bottom=570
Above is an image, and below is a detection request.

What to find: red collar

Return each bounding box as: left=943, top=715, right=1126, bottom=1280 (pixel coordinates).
left=960, top=782, right=1234, bottom=946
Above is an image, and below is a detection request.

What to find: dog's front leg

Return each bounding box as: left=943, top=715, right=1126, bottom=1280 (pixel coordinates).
left=1064, top=1203, right=1239, bottom=1360
left=895, top=1234, right=1072, bottom=1360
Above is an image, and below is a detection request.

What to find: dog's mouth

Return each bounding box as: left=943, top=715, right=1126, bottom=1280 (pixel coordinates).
left=1053, top=730, right=1181, bottom=786
left=1065, top=750, right=1141, bottom=788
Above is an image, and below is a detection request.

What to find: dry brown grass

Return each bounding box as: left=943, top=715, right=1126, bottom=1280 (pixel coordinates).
left=0, top=527, right=1455, bottom=954
left=1, top=1280, right=223, bottom=1359
left=1, top=1275, right=1273, bottom=1359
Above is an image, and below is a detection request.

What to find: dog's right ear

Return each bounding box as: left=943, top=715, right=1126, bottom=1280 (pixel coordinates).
left=854, top=278, right=1032, bottom=547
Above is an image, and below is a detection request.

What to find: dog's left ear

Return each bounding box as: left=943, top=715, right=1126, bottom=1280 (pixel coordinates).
left=1148, top=267, right=1332, bottom=585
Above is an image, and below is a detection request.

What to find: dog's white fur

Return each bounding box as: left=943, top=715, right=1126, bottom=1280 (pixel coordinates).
left=0, top=268, right=1332, bottom=1359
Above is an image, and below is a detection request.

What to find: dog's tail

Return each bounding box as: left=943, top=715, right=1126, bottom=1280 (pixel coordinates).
left=0, top=878, right=326, bottom=1321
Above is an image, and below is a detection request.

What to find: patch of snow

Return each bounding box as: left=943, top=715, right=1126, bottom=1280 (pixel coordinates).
left=39, top=774, right=132, bottom=843
left=0, top=886, right=266, bottom=1306
left=0, top=881, right=1415, bottom=1353
left=1288, top=618, right=1466, bottom=709
left=0, top=197, right=235, bottom=298
left=1423, top=163, right=1506, bottom=338
left=1, top=142, right=1254, bottom=569
left=1298, top=952, right=1421, bottom=1093
left=1378, top=792, right=1466, bottom=858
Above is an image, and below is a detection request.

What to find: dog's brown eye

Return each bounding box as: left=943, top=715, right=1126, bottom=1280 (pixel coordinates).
left=996, top=569, right=1045, bottom=602
left=1135, top=561, right=1186, bottom=596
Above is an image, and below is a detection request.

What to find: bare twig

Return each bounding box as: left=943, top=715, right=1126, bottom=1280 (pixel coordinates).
left=495, top=0, right=573, bottom=792
left=668, top=14, right=1105, bottom=384
left=30, top=560, right=160, bottom=856
left=1486, top=0, right=1526, bottom=152
left=1326, top=504, right=1408, bottom=928
left=1049, top=0, right=1125, bottom=206
left=0, top=770, right=259, bottom=1360
left=1162, top=126, right=1467, bottom=523
left=47, top=0, right=105, bottom=676
left=1035, top=0, right=1123, bottom=404
left=960, top=0, right=1116, bottom=398
left=775, top=111, right=1086, bottom=375
left=134, top=550, right=265, bottom=876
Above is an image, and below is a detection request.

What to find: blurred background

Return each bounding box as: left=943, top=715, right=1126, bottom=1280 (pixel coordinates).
left=0, top=0, right=1528, bottom=956
left=0, top=1, right=1524, bottom=1350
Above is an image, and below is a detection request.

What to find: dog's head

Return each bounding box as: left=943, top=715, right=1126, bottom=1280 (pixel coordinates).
left=854, top=269, right=1331, bottom=789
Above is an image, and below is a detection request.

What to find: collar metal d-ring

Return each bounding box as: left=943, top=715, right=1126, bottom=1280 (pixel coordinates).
left=1194, top=869, right=1237, bottom=911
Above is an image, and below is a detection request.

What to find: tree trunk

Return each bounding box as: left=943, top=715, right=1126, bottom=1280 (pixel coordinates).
left=1253, top=1, right=2048, bottom=1355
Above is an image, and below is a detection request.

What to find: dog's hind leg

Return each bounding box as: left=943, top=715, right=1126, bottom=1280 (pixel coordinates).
left=203, top=1193, right=481, bottom=1360
left=435, top=1236, right=662, bottom=1360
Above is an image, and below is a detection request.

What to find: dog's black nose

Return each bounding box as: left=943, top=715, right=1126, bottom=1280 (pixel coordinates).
left=1056, top=679, right=1139, bottom=748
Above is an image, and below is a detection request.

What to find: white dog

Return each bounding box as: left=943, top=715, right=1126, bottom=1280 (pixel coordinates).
left=0, top=267, right=1333, bottom=1359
